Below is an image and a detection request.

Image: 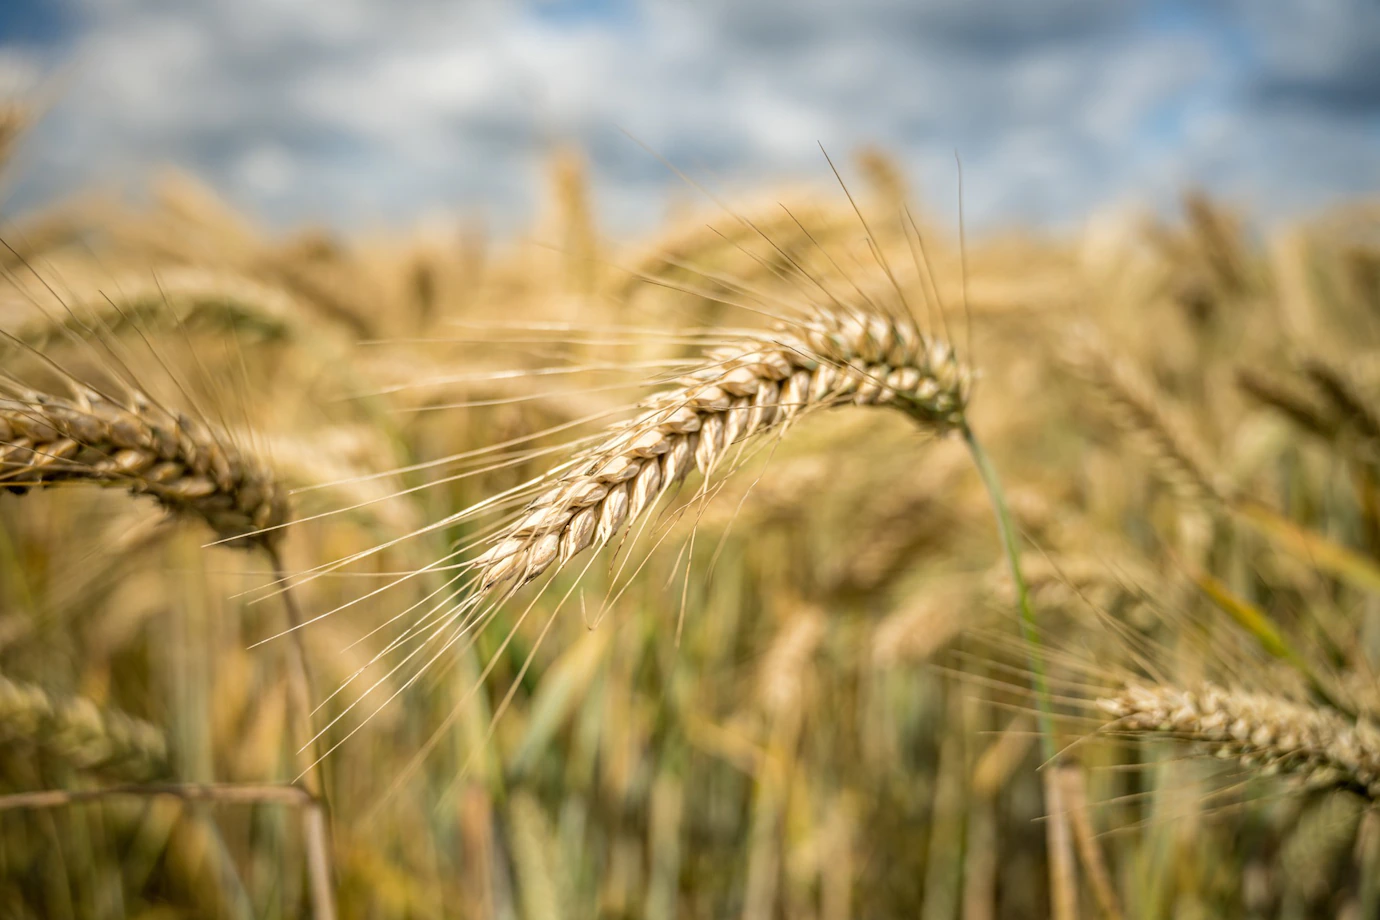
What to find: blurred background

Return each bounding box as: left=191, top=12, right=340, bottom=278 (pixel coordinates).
left=3, top=3, right=1380, bottom=920
left=1, top=0, right=1377, bottom=233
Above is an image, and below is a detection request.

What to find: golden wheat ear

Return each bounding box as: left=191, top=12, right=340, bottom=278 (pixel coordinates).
left=1100, top=682, right=1380, bottom=801
left=470, top=304, right=971, bottom=597
left=0, top=380, right=289, bottom=548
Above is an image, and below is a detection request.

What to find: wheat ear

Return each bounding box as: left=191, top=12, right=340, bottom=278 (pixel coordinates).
left=0, top=673, right=168, bottom=781
left=473, top=308, right=971, bottom=593
left=0, top=381, right=336, bottom=916
left=3, top=268, right=302, bottom=354
left=1099, top=682, right=1380, bottom=800
left=1238, top=367, right=1341, bottom=440
left=1064, top=330, right=1231, bottom=504
left=0, top=99, right=27, bottom=174
left=0, top=383, right=289, bottom=548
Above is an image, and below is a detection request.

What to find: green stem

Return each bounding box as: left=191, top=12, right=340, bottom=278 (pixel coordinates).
left=962, top=423, right=1059, bottom=764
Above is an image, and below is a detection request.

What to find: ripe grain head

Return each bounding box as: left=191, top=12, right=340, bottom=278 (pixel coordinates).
left=1099, top=682, right=1380, bottom=801
left=472, top=303, right=972, bottom=596
left=0, top=382, right=289, bottom=549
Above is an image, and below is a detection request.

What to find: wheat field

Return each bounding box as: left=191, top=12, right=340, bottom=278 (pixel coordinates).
left=2, top=103, right=1380, bottom=919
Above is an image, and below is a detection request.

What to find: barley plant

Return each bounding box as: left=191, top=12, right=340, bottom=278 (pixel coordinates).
left=3, top=98, right=1380, bottom=920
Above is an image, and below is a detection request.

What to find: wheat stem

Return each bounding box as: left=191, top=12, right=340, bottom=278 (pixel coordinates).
left=1057, top=765, right=1123, bottom=920
left=1041, top=767, right=1079, bottom=920
left=270, top=550, right=338, bottom=920
left=0, top=782, right=313, bottom=811
left=963, top=423, right=1059, bottom=764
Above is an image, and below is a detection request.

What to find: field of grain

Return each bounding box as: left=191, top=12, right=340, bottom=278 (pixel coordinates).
left=3, top=104, right=1380, bottom=919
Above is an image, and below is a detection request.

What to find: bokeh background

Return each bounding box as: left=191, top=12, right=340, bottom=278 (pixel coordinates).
left=2, top=0, right=1378, bottom=231
left=3, top=3, right=1380, bottom=920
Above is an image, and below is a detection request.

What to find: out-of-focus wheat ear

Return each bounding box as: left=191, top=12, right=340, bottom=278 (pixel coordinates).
left=547, top=146, right=599, bottom=296
left=239, top=425, right=422, bottom=538
left=854, top=145, right=910, bottom=214
left=1064, top=328, right=1232, bottom=505
left=987, top=551, right=1159, bottom=612
left=870, top=585, right=975, bottom=668
left=1237, top=367, right=1342, bottom=440
left=3, top=269, right=304, bottom=354
left=260, top=249, right=376, bottom=340
left=0, top=673, right=169, bottom=781
left=0, top=98, right=29, bottom=175
left=1302, top=356, right=1380, bottom=444
left=1099, top=682, right=1380, bottom=801
left=1239, top=363, right=1380, bottom=548
left=0, top=197, right=112, bottom=270
left=0, top=381, right=290, bottom=549
left=613, top=189, right=877, bottom=306
left=1182, top=191, right=1252, bottom=296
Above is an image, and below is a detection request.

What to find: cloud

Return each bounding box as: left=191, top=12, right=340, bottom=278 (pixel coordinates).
left=1, top=0, right=1376, bottom=235
left=1232, top=0, right=1380, bottom=113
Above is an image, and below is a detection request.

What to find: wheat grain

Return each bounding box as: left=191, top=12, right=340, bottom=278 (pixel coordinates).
left=0, top=383, right=289, bottom=547
left=1099, top=682, right=1380, bottom=800
left=472, top=307, right=970, bottom=593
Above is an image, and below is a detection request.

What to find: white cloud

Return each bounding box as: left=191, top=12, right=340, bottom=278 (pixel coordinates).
left=234, top=143, right=296, bottom=196
left=2, top=0, right=1376, bottom=235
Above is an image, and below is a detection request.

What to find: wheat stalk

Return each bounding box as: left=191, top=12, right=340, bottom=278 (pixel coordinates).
left=1099, top=682, right=1380, bottom=800
left=472, top=307, right=971, bottom=593
left=0, top=673, right=169, bottom=781
left=0, top=383, right=289, bottom=547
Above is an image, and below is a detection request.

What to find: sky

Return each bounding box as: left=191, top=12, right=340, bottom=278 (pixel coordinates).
left=0, top=0, right=1377, bottom=236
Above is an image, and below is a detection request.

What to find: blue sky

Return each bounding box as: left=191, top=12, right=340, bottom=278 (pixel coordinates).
left=1, top=0, right=1376, bottom=235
